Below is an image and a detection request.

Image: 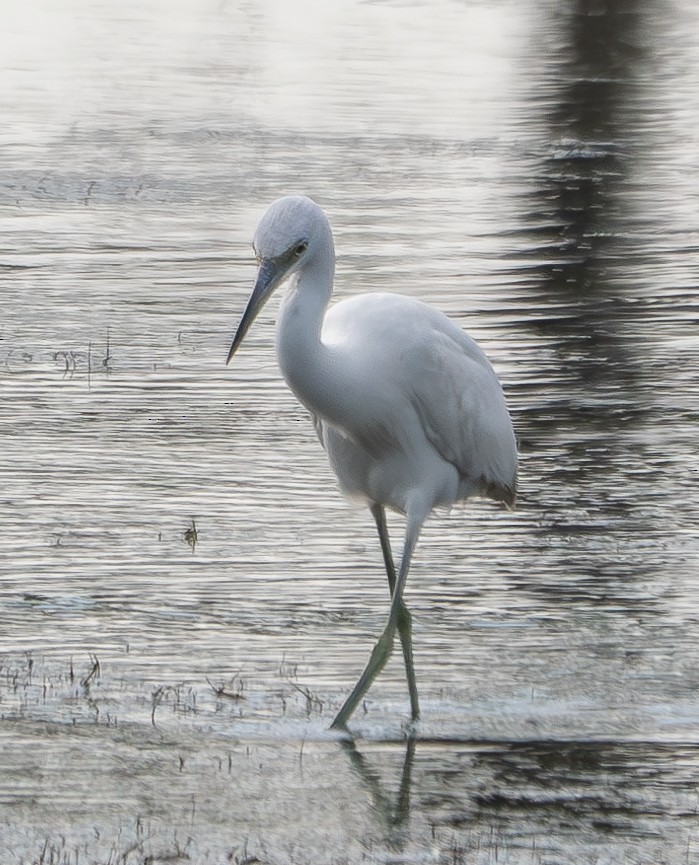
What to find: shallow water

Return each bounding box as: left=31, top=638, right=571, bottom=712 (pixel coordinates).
left=2, top=0, right=699, bottom=862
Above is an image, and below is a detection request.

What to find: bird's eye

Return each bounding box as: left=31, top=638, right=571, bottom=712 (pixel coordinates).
left=292, top=241, right=308, bottom=257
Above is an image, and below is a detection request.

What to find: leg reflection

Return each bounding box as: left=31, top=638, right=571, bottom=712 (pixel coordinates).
left=339, top=734, right=417, bottom=842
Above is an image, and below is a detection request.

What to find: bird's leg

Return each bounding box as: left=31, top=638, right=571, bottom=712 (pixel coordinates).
left=331, top=513, right=423, bottom=730
left=370, top=503, right=420, bottom=723
left=371, top=503, right=398, bottom=595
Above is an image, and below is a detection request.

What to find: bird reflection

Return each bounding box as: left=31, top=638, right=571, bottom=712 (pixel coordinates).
left=339, top=735, right=417, bottom=847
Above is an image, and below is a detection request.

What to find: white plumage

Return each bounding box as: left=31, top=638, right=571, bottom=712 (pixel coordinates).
left=227, top=195, right=516, bottom=730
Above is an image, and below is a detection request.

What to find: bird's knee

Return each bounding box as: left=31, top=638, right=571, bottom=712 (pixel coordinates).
left=397, top=602, right=412, bottom=631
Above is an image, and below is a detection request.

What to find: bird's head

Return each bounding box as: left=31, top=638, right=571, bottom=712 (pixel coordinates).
left=226, top=195, right=332, bottom=364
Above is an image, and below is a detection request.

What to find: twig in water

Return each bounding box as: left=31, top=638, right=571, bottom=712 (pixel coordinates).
left=184, top=518, right=198, bottom=552
left=289, top=681, right=324, bottom=716
left=81, top=653, right=101, bottom=689
left=207, top=675, right=245, bottom=701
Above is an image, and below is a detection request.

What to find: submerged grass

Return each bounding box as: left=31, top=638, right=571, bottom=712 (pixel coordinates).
left=2, top=653, right=698, bottom=865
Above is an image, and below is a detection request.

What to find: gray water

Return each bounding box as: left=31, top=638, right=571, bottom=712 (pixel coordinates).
left=2, top=1, right=699, bottom=862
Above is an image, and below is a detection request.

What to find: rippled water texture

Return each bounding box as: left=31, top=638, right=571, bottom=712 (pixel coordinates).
left=2, top=0, right=698, bottom=862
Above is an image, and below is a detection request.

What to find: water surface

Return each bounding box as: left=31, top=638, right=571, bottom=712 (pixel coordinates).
left=1, top=1, right=698, bottom=862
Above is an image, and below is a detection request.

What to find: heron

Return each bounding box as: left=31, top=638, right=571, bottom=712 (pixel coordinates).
left=227, top=195, right=517, bottom=730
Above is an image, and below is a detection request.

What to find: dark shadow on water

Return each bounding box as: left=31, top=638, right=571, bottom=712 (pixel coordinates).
left=506, top=2, right=685, bottom=605
left=340, top=734, right=699, bottom=857
left=513, top=0, right=666, bottom=414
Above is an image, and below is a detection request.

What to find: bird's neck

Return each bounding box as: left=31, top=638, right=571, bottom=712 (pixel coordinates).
left=275, top=244, right=340, bottom=419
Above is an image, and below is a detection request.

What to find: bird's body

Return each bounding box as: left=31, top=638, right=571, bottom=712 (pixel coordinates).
left=312, top=291, right=515, bottom=514
left=227, top=195, right=516, bottom=730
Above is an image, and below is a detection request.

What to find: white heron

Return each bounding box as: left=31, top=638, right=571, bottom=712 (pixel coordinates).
left=227, top=195, right=517, bottom=730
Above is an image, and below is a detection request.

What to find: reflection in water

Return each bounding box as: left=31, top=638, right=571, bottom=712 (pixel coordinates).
left=4, top=714, right=698, bottom=864
left=340, top=735, right=416, bottom=849
left=426, top=737, right=699, bottom=861
left=522, top=2, right=651, bottom=356
left=336, top=734, right=699, bottom=863
left=508, top=4, right=697, bottom=630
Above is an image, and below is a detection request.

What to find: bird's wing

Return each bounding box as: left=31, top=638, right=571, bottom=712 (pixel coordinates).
left=405, top=328, right=517, bottom=505
left=322, top=292, right=516, bottom=503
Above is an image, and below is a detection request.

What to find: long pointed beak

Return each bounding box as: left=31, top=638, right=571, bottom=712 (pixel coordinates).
left=226, top=258, right=281, bottom=365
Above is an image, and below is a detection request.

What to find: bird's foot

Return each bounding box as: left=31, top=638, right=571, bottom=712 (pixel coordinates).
left=401, top=715, right=421, bottom=740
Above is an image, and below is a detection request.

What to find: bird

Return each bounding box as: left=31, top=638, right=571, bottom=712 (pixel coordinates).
left=226, top=195, right=517, bottom=731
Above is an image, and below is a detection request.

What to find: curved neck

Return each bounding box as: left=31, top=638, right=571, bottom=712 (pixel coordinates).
left=275, top=241, right=338, bottom=418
